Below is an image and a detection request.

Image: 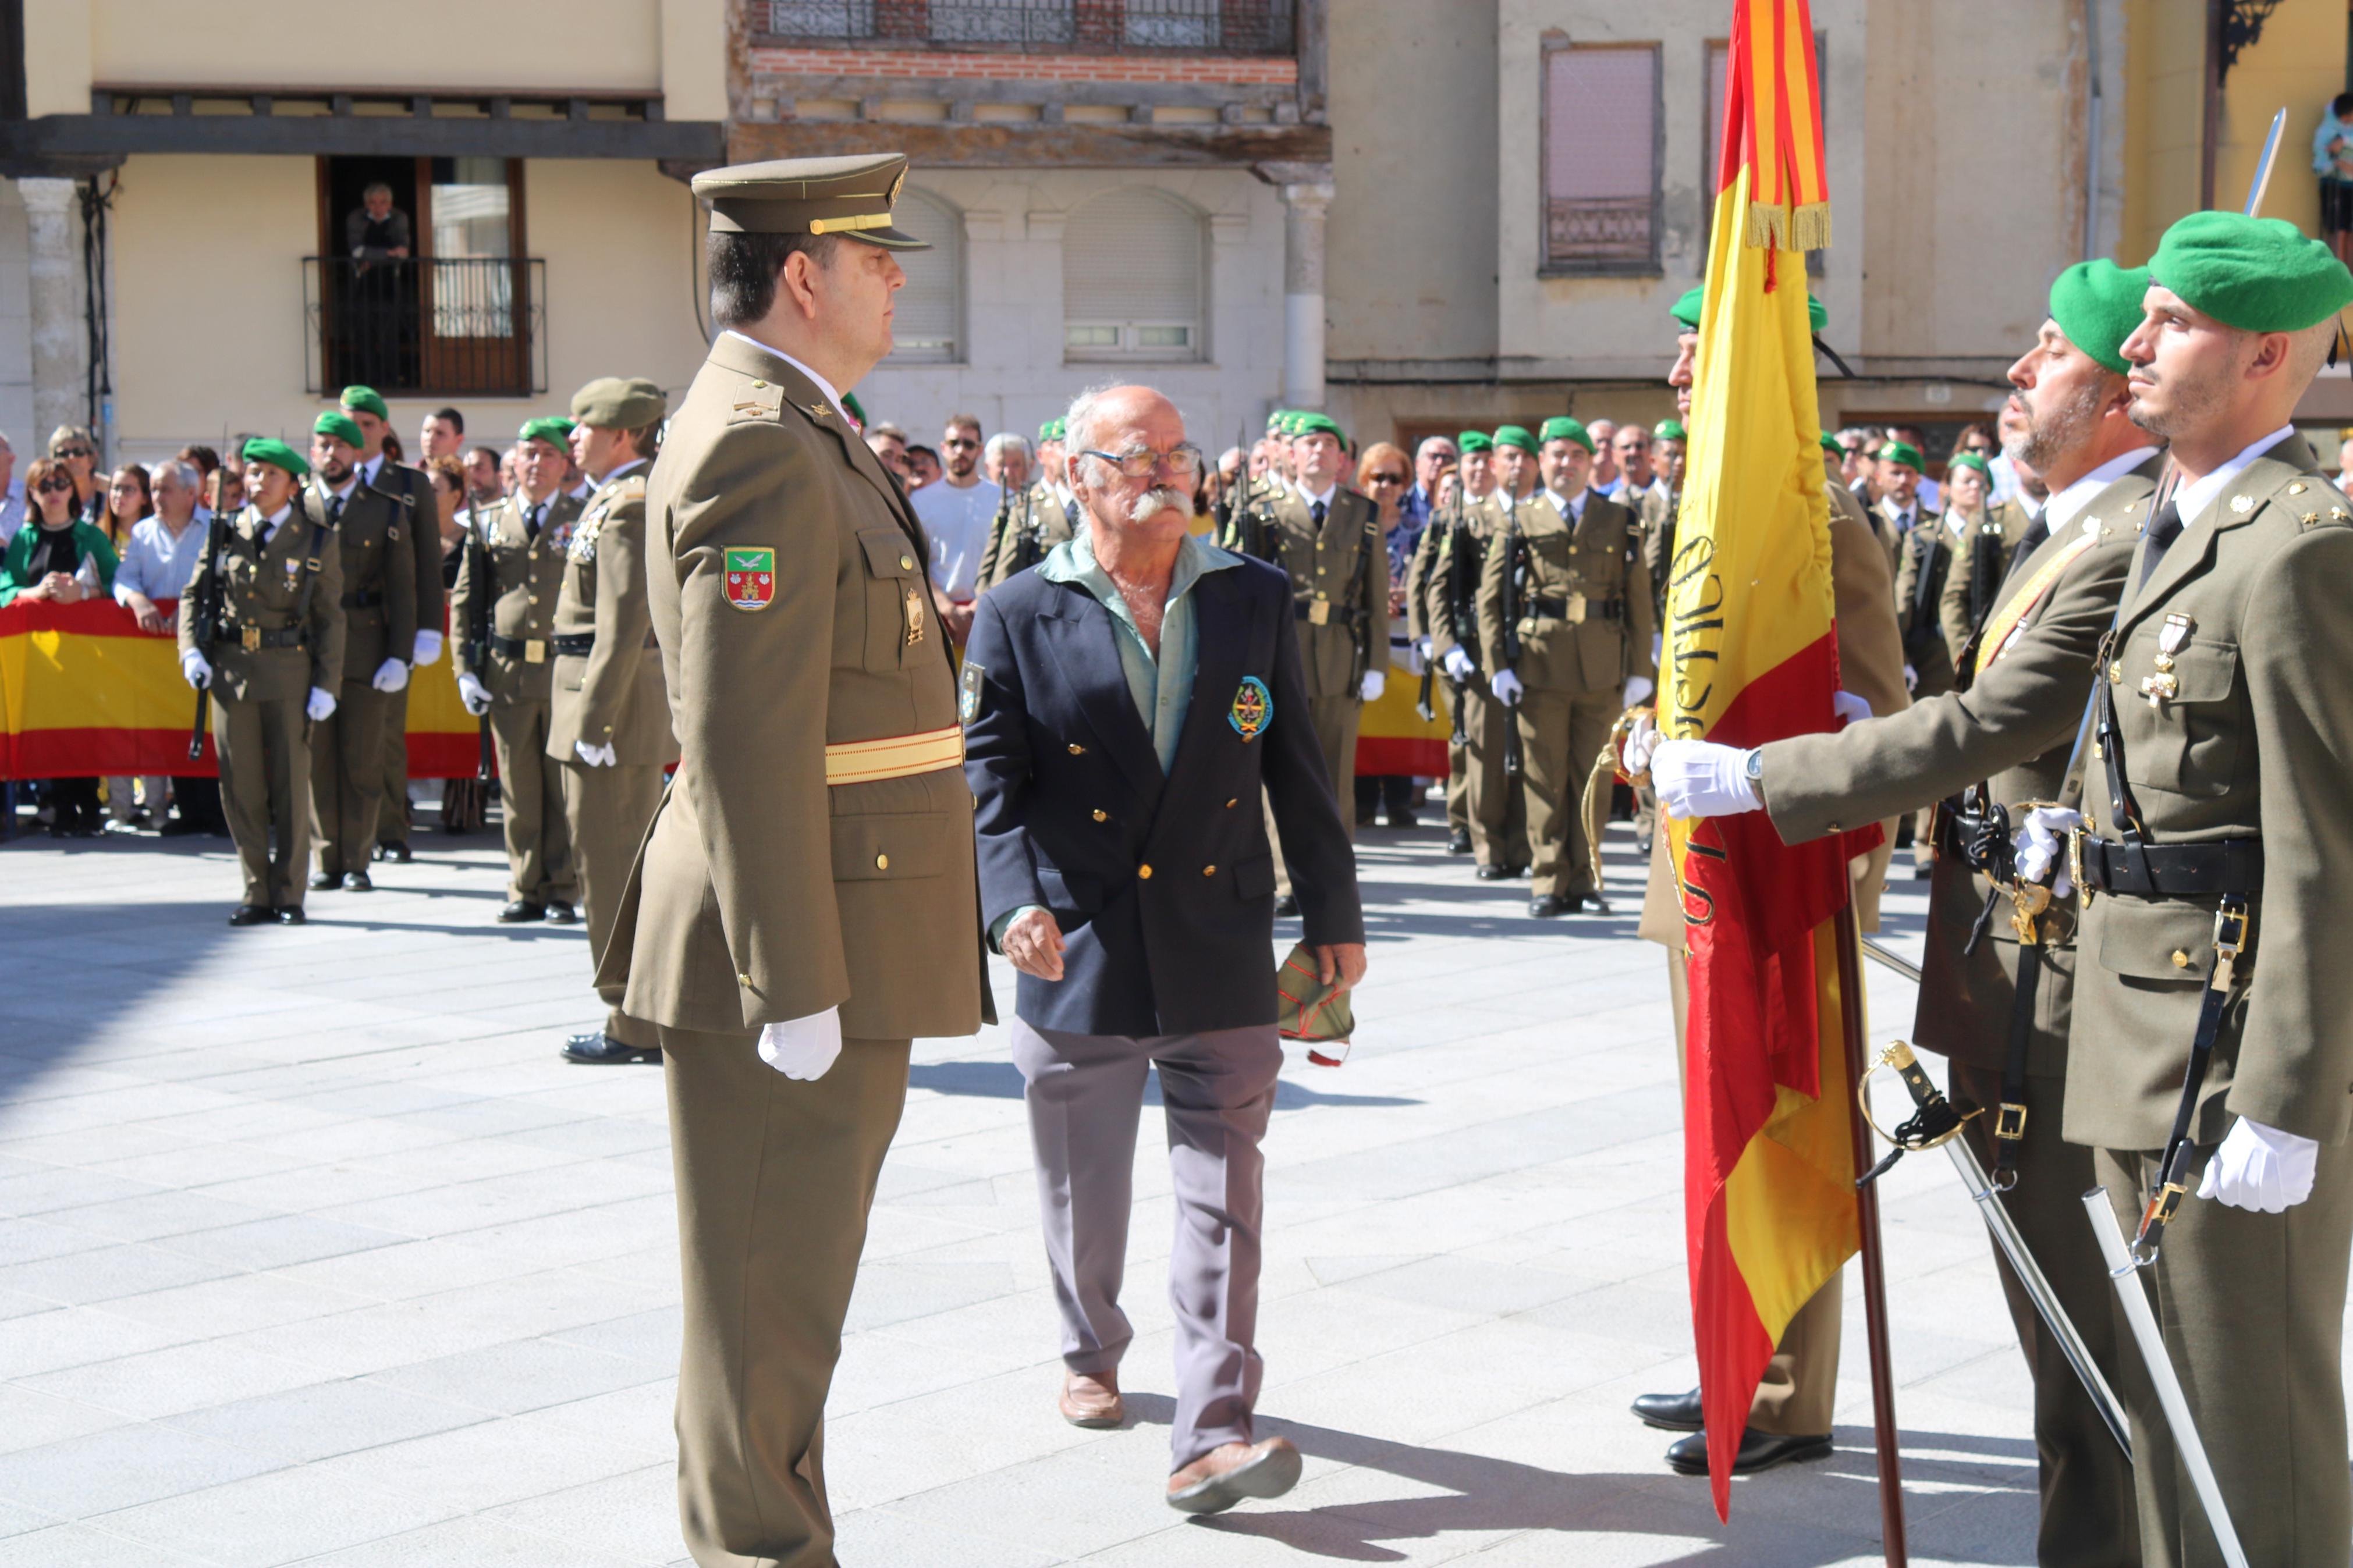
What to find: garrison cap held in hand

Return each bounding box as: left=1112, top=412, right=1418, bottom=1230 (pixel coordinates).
left=1456, top=430, right=1494, bottom=454
left=1670, top=286, right=1829, bottom=332
left=691, top=153, right=932, bottom=250
left=1878, top=440, right=1923, bottom=471
left=1538, top=417, right=1594, bottom=453
left=338, top=385, right=389, bottom=420
left=313, top=411, right=364, bottom=449
left=2048, top=258, right=2151, bottom=373
left=571, top=376, right=666, bottom=431
left=243, top=437, right=310, bottom=481
left=2148, top=211, right=2353, bottom=332
left=519, top=416, right=575, bottom=448
left=1492, top=425, right=1538, bottom=456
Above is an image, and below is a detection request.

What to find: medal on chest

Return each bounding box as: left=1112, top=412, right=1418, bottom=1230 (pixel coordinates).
left=569, top=513, right=604, bottom=564
left=2142, top=614, right=2193, bottom=711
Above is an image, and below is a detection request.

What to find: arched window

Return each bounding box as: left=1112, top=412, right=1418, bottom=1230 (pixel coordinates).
left=886, top=188, right=963, bottom=364
left=1063, top=188, right=1205, bottom=362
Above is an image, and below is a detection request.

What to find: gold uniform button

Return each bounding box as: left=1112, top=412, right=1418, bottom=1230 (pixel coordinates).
left=1092, top=809, right=1108, bottom=822
left=900, top=554, right=914, bottom=570
left=2171, top=949, right=2192, bottom=969
left=1826, top=820, right=1841, bottom=833
left=1225, top=798, right=1237, bottom=809
left=1138, top=864, right=1154, bottom=880
left=751, top=379, right=767, bottom=389
left=737, top=972, right=753, bottom=987
left=1202, top=865, right=1216, bottom=876
left=875, top=852, right=889, bottom=870
left=1067, top=742, right=1085, bottom=755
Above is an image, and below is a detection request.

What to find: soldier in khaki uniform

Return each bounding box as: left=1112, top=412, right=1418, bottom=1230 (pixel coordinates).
left=453, top=417, right=581, bottom=923
left=594, top=153, right=988, bottom=1568
left=176, top=439, right=345, bottom=925
left=552, top=379, right=679, bottom=1067
left=303, top=411, right=417, bottom=894
left=1940, top=455, right=2041, bottom=657
left=1477, top=416, right=1652, bottom=917
left=1419, top=430, right=1528, bottom=876
left=1649, top=259, right=2159, bottom=1558
left=981, top=417, right=1078, bottom=590
left=338, top=386, right=443, bottom=865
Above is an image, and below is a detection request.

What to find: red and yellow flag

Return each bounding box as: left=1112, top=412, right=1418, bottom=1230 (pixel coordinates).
left=1666, top=0, right=1868, bottom=1516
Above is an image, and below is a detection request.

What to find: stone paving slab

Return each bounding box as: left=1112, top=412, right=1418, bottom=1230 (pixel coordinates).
left=0, top=804, right=2220, bottom=1565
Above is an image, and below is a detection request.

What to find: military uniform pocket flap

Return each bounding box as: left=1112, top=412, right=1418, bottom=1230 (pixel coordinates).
left=2161, top=641, right=2237, bottom=703
left=830, top=811, right=949, bottom=881
left=857, top=529, right=924, bottom=579
left=2095, top=896, right=2220, bottom=983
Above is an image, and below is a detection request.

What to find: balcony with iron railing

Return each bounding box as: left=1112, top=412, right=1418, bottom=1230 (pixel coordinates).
left=761, top=0, right=1298, bottom=55
left=301, top=257, right=548, bottom=399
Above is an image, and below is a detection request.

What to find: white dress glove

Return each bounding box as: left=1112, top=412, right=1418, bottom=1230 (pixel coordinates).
left=1442, top=646, right=1475, bottom=682
left=1489, top=669, right=1525, bottom=706
left=1651, top=739, right=1761, bottom=819
left=1623, top=675, right=1654, bottom=707
left=371, top=658, right=410, bottom=693
left=1623, top=711, right=1660, bottom=776
left=757, top=1006, right=844, bottom=1082
left=413, top=628, right=443, bottom=666
left=1903, top=663, right=1919, bottom=693
left=2012, top=805, right=2082, bottom=898
left=306, top=687, right=338, bottom=723
left=1360, top=669, right=1386, bottom=702
left=180, top=649, right=212, bottom=690
left=457, top=672, right=492, bottom=716
left=2198, top=1117, right=2320, bottom=1213
left=574, top=739, right=617, bottom=767
left=1832, top=689, right=1873, bottom=726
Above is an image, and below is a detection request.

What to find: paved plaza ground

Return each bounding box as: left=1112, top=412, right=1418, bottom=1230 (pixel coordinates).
left=0, top=806, right=2061, bottom=1565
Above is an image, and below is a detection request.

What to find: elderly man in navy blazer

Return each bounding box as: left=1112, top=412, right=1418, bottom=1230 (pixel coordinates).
left=963, top=383, right=1367, bottom=1517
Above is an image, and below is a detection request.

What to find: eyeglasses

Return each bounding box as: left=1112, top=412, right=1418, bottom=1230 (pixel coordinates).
left=1080, top=443, right=1206, bottom=480
left=35, top=477, right=74, bottom=493
left=1367, top=472, right=1408, bottom=486
left=941, top=436, right=979, bottom=451
left=53, top=446, right=90, bottom=460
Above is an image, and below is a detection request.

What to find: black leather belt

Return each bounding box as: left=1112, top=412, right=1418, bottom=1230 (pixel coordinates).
left=340, top=589, right=384, bottom=609
left=2076, top=836, right=2264, bottom=897
left=488, top=631, right=551, bottom=663
left=1528, top=595, right=1626, bottom=621
left=549, top=632, right=595, bottom=656
left=221, top=624, right=304, bottom=650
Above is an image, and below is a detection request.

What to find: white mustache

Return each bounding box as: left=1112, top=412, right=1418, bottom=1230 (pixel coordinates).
left=1129, top=486, right=1188, bottom=522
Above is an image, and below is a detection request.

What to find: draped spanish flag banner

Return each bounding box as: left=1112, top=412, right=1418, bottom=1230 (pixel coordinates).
left=1666, top=0, right=1868, bottom=1517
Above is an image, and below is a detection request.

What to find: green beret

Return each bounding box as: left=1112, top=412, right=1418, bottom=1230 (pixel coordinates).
left=1653, top=418, right=1687, bottom=442
left=242, top=436, right=309, bottom=482
left=2149, top=211, right=2353, bottom=333
left=1493, top=425, right=1538, bottom=456
left=1456, top=431, right=1494, bottom=454
left=1538, top=416, right=1595, bottom=454
left=1039, top=417, right=1066, bottom=444
left=338, top=385, right=389, bottom=420
left=570, top=376, right=666, bottom=430
left=1948, top=451, right=1993, bottom=481
left=1877, top=440, right=1923, bottom=471
left=1291, top=412, right=1346, bottom=443
left=1265, top=410, right=1291, bottom=432
left=1669, top=286, right=1828, bottom=332
left=842, top=391, right=867, bottom=428
left=519, top=416, right=575, bottom=449
left=1819, top=432, right=1843, bottom=455
left=2048, top=259, right=2152, bottom=374
left=312, top=411, right=364, bottom=449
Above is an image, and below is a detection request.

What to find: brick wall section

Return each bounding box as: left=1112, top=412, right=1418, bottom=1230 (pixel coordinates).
left=747, top=47, right=1298, bottom=85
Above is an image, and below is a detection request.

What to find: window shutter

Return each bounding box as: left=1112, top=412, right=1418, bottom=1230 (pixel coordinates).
left=1542, top=45, right=1659, bottom=271
left=1063, top=189, right=1204, bottom=361
left=888, top=190, right=961, bottom=364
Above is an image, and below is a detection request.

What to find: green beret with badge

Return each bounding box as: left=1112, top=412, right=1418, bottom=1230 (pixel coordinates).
left=1948, top=451, right=1993, bottom=481
left=1819, top=431, right=1842, bottom=455
left=1538, top=416, right=1594, bottom=454
left=690, top=152, right=932, bottom=250
left=2048, top=258, right=2152, bottom=374
left=1654, top=418, right=1687, bottom=442
left=2147, top=210, right=2353, bottom=332
left=243, top=436, right=310, bottom=481
left=339, top=385, right=389, bottom=420
left=1878, top=440, right=1923, bottom=471
left=313, top=411, right=364, bottom=449
left=1039, top=417, right=1066, bottom=445
left=519, top=416, right=575, bottom=449
left=570, top=376, right=666, bottom=431
left=1265, top=410, right=1291, bottom=433
left=1457, top=430, right=1494, bottom=454
left=1492, top=424, right=1538, bottom=456
left=1290, top=412, right=1346, bottom=444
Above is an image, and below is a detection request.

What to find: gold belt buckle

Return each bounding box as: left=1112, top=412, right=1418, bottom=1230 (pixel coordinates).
left=239, top=624, right=260, bottom=652
left=1564, top=591, right=1587, bottom=625
left=2068, top=822, right=2092, bottom=908
left=1308, top=599, right=1331, bottom=626
left=1995, top=1103, right=2029, bottom=1140
left=524, top=639, right=546, bottom=664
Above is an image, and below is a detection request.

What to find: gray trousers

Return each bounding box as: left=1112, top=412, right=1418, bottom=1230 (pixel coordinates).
left=1010, top=1016, right=1282, bottom=1472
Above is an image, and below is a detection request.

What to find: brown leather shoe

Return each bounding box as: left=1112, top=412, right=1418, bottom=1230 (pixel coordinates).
left=1057, top=1370, right=1123, bottom=1428
left=1166, top=1437, right=1303, bottom=1514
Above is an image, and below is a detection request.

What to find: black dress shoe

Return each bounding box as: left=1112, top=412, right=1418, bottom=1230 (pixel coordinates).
left=381, top=840, right=413, bottom=865
left=544, top=901, right=578, bottom=925
left=1577, top=890, right=1613, bottom=915
left=1273, top=894, right=1299, bottom=917
left=228, top=905, right=273, bottom=926
left=308, top=871, right=339, bottom=891
left=1666, top=1428, right=1833, bottom=1476
left=1386, top=813, right=1419, bottom=830
left=1446, top=827, right=1472, bottom=855
left=1529, top=894, right=1570, bottom=918
left=562, top=1032, right=661, bottom=1065
left=498, top=901, right=546, bottom=923
left=343, top=871, right=374, bottom=893
left=275, top=906, right=307, bottom=926
left=1632, top=1388, right=1704, bottom=1432
left=1475, top=863, right=1509, bottom=880
left=1504, top=863, right=1530, bottom=879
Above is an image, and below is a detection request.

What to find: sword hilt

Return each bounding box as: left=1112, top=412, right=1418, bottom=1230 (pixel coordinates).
left=1855, top=1041, right=1982, bottom=1187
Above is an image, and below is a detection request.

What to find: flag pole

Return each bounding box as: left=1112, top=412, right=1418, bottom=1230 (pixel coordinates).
left=1834, top=901, right=1907, bottom=1564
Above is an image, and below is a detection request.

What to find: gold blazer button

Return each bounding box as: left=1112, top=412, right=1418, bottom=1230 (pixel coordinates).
left=1202, top=865, right=1216, bottom=876
left=1067, top=742, right=1086, bottom=755
left=1092, top=809, right=1107, bottom=822
left=875, top=853, right=889, bottom=870
left=1138, top=864, right=1153, bottom=880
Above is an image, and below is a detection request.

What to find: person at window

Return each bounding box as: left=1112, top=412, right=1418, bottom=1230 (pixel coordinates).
left=343, top=184, right=414, bottom=386
left=3, top=456, right=122, bottom=835
left=911, top=413, right=1000, bottom=648
left=47, top=425, right=103, bottom=526
left=345, top=181, right=411, bottom=261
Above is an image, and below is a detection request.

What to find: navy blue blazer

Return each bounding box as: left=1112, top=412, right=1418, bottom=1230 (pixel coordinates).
left=961, top=553, right=1364, bottom=1037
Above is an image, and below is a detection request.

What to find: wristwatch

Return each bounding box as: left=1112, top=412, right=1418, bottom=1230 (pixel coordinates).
left=1744, top=750, right=1764, bottom=783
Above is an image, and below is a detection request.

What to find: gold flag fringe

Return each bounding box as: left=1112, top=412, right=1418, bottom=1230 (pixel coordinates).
left=1743, top=200, right=1833, bottom=255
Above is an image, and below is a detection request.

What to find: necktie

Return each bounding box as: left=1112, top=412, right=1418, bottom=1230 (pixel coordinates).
left=2006, top=516, right=2049, bottom=577
left=526, top=503, right=544, bottom=542
left=1310, top=499, right=1326, bottom=528
left=2139, top=498, right=2182, bottom=586
left=328, top=494, right=345, bottom=527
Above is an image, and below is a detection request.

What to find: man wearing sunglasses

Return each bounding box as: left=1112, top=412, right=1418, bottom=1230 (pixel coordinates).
left=911, top=412, right=1000, bottom=648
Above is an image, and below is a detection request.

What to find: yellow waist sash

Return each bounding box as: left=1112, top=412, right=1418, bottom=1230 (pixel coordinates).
left=824, top=724, right=965, bottom=785
left=1971, top=528, right=2102, bottom=678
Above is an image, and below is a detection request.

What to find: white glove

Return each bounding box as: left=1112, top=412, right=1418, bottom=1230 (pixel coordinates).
left=2013, top=805, right=2082, bottom=898
left=1489, top=669, right=1525, bottom=706
left=1360, top=669, right=1386, bottom=702
left=1623, top=675, right=1654, bottom=707
left=306, top=687, right=337, bottom=723
left=413, top=628, right=443, bottom=666
left=1903, top=663, right=1919, bottom=693
left=757, top=1006, right=844, bottom=1082
left=457, top=672, right=492, bottom=716
left=1442, top=646, right=1475, bottom=682
left=1651, top=739, right=1761, bottom=819
left=1832, top=689, right=1873, bottom=727
left=371, top=657, right=410, bottom=693
left=1401, top=642, right=1427, bottom=677
left=1414, top=635, right=1433, bottom=660
left=180, top=649, right=212, bottom=690
left=574, top=739, right=617, bottom=767
left=2198, top=1117, right=2320, bottom=1213
left=1623, top=711, right=1660, bottom=775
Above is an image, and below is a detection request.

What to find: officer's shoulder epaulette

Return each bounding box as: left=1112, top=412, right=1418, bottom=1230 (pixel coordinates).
left=616, top=472, right=649, bottom=497
left=2266, top=471, right=2353, bottom=531
left=728, top=375, right=787, bottom=424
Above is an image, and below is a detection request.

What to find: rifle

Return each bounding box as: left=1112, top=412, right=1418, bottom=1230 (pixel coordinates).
left=1499, top=505, right=1525, bottom=777
left=464, top=507, right=494, bottom=781
left=185, top=493, right=232, bottom=760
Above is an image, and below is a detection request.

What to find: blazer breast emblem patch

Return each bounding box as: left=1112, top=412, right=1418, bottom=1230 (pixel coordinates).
left=959, top=661, right=985, bottom=726
left=1229, top=675, right=1271, bottom=741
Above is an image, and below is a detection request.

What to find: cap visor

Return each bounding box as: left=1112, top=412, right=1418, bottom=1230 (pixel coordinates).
left=843, top=225, right=931, bottom=251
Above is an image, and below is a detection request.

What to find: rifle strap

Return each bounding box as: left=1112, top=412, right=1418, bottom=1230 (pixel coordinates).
left=1993, top=938, right=2041, bottom=1190
left=291, top=520, right=331, bottom=634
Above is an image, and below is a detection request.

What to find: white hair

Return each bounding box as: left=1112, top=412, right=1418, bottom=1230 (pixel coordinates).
left=158, top=458, right=201, bottom=492
left=984, top=432, right=1032, bottom=463
left=1062, top=382, right=1127, bottom=481
left=1414, top=435, right=1458, bottom=460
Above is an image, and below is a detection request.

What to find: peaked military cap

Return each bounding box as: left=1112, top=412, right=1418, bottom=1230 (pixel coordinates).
left=243, top=436, right=309, bottom=481
left=2048, top=259, right=2150, bottom=374
left=313, top=411, right=363, bottom=449
left=571, top=376, right=666, bottom=430
left=692, top=154, right=931, bottom=249
left=2148, top=211, right=2353, bottom=333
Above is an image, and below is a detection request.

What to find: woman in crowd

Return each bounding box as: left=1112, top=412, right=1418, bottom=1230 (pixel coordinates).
left=100, top=462, right=168, bottom=829
left=47, top=425, right=105, bottom=527
left=1354, top=440, right=1420, bottom=830
left=100, top=462, right=151, bottom=549
left=424, top=453, right=487, bottom=834
left=1, top=455, right=120, bottom=835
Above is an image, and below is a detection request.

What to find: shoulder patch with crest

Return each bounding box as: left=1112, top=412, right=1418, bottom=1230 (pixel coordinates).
left=723, top=547, right=776, bottom=611
left=1230, top=675, right=1271, bottom=741
left=959, top=661, right=985, bottom=726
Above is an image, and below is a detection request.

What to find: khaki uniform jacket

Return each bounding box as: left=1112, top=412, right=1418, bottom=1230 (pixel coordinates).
left=597, top=331, right=988, bottom=1041
left=450, top=491, right=581, bottom=706
left=177, top=498, right=346, bottom=703
left=365, top=458, right=441, bottom=655
left=1418, top=491, right=1510, bottom=664
left=1759, top=456, right=2161, bottom=1073
left=1937, top=496, right=2037, bottom=659
left=1639, top=484, right=1680, bottom=621
left=1244, top=485, right=1388, bottom=698
left=1893, top=509, right=1960, bottom=694
left=1475, top=490, right=1655, bottom=693
left=980, top=481, right=1077, bottom=590
left=2071, top=435, right=2353, bottom=1149
left=546, top=466, right=678, bottom=768
left=314, top=479, right=418, bottom=682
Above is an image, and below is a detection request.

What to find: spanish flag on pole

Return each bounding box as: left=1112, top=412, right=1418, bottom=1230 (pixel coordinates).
left=1667, top=0, right=1868, bottom=1516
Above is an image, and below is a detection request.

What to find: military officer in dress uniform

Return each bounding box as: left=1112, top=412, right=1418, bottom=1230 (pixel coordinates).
left=304, top=411, right=417, bottom=894
left=1477, top=416, right=1651, bottom=918
left=453, top=417, right=581, bottom=923
left=338, top=386, right=442, bottom=865
left=177, top=439, right=345, bottom=925
left=551, top=378, right=678, bottom=1066
left=1418, top=430, right=1528, bottom=877
left=1646, top=258, right=2159, bottom=1558
left=592, top=152, right=988, bottom=1568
